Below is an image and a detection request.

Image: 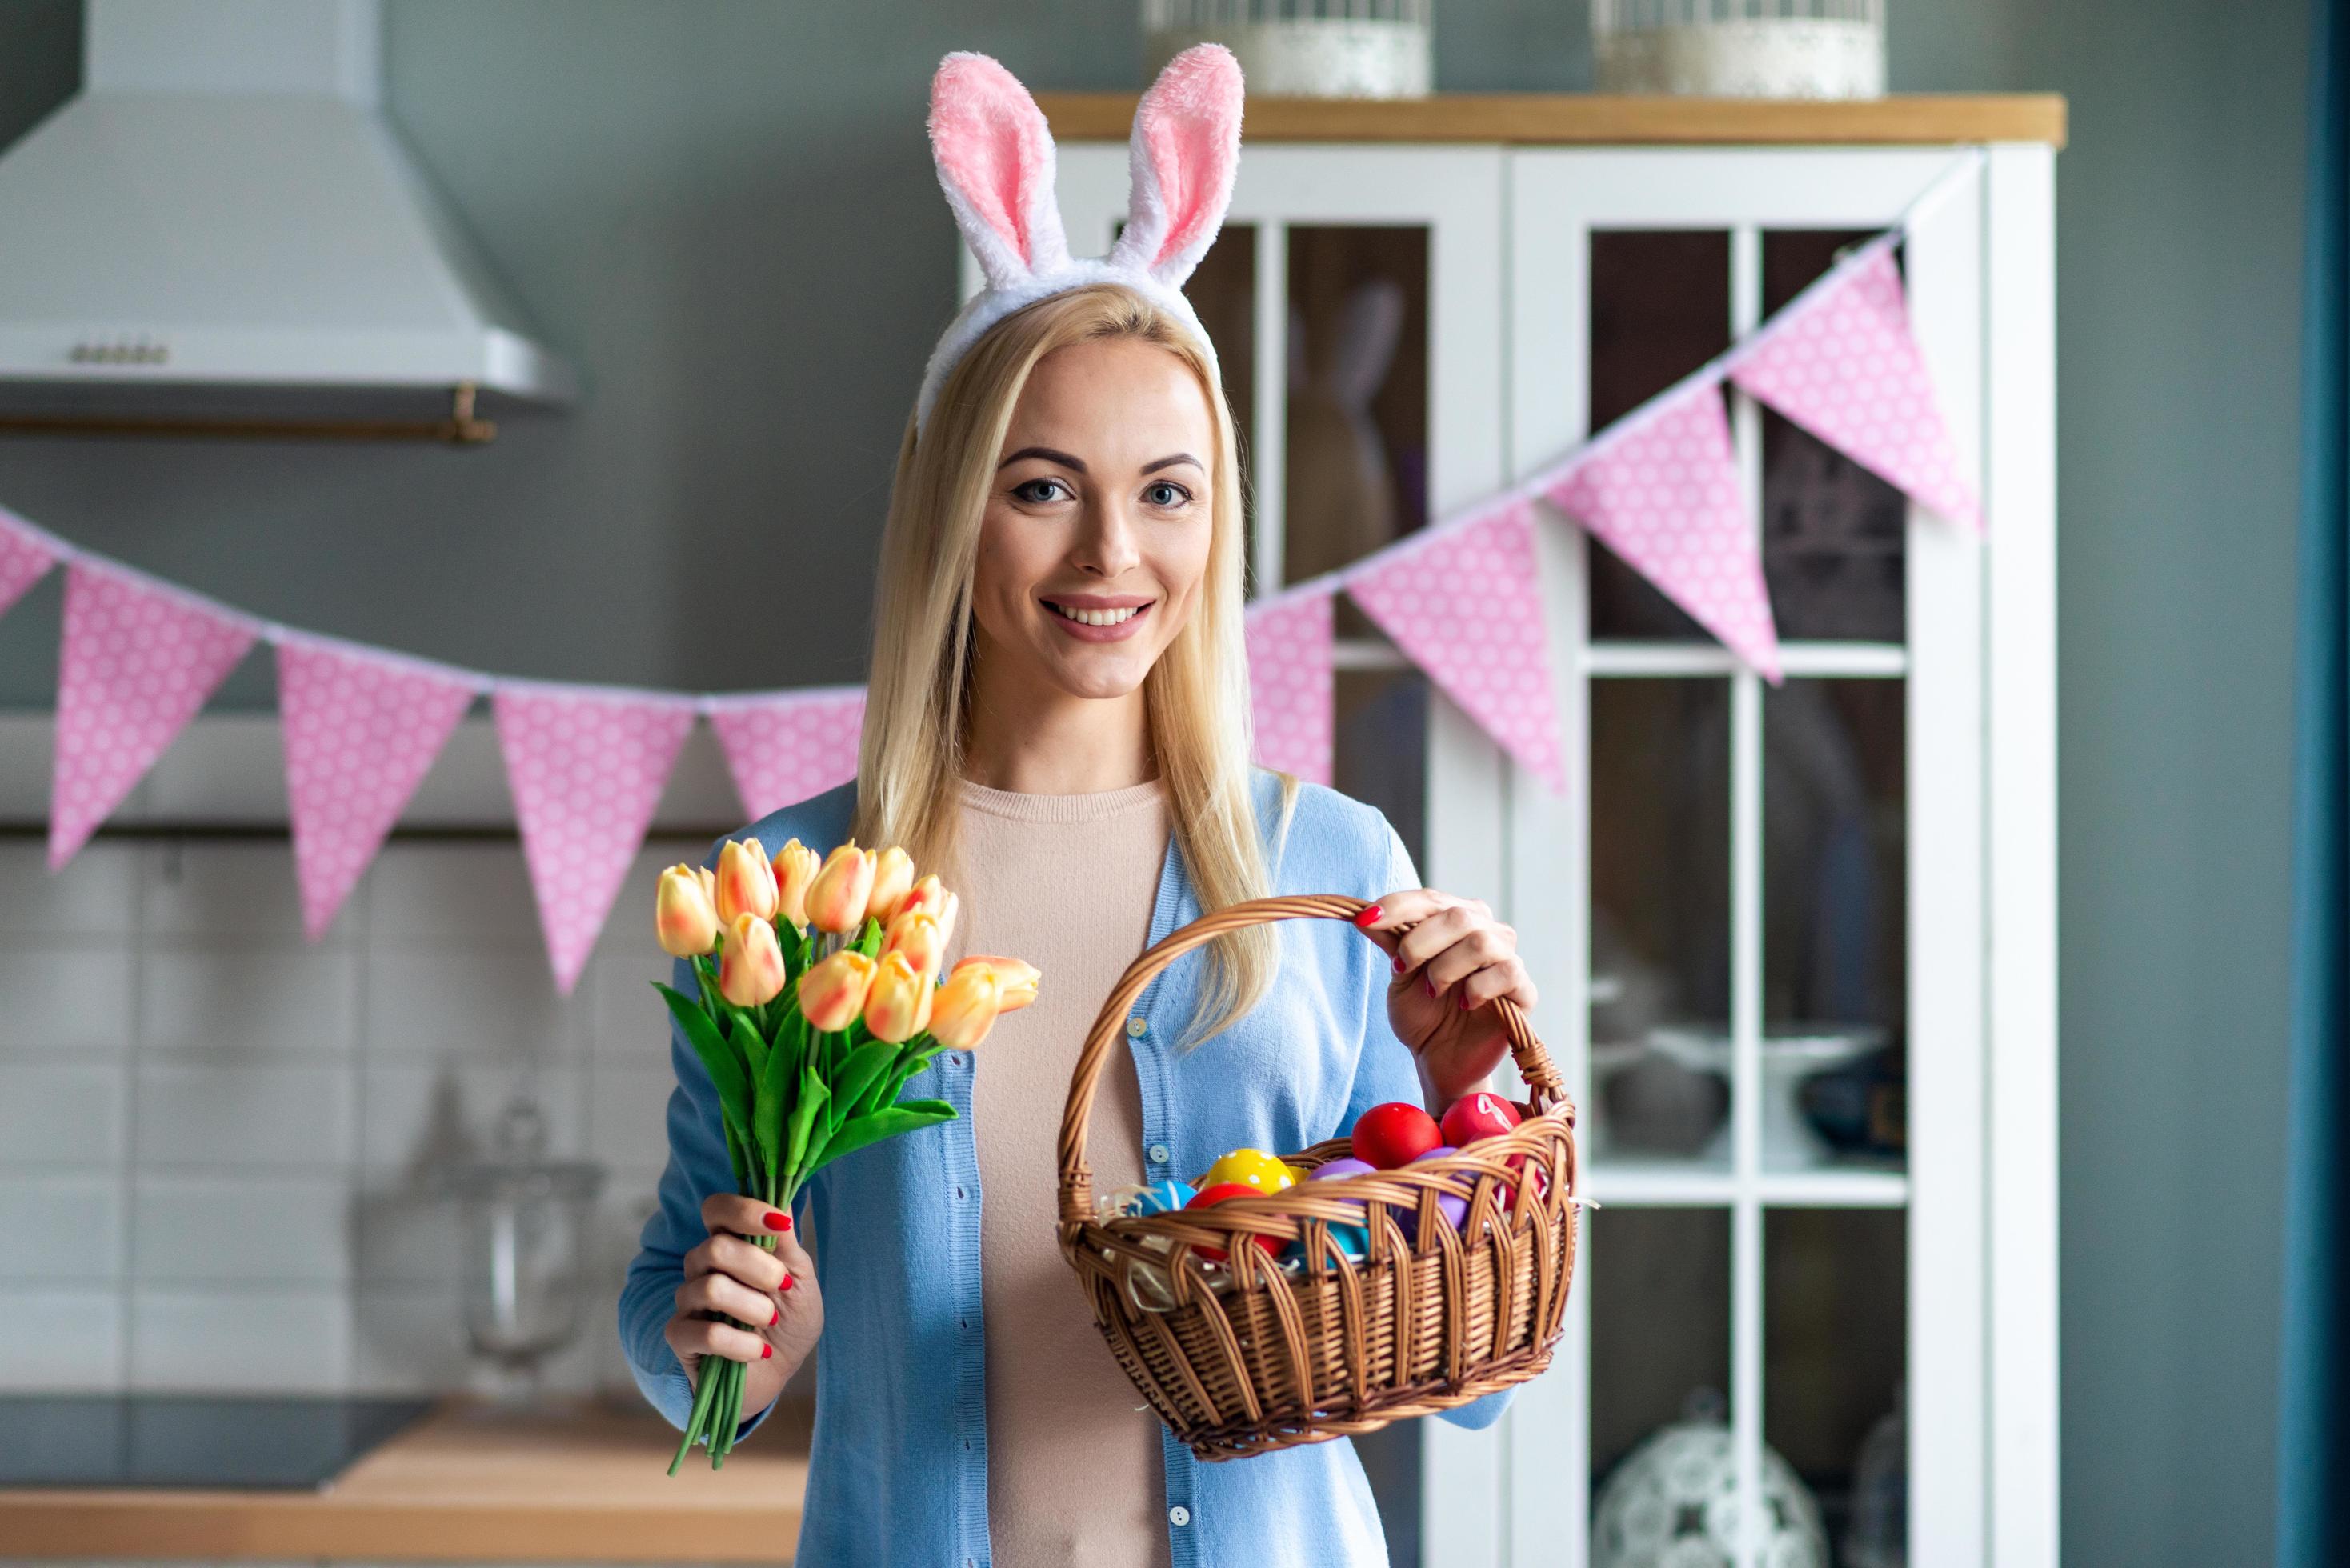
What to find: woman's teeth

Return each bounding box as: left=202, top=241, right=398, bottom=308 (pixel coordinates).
left=1050, top=602, right=1143, bottom=626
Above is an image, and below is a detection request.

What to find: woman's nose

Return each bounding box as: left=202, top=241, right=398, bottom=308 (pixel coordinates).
left=1073, top=497, right=1143, bottom=577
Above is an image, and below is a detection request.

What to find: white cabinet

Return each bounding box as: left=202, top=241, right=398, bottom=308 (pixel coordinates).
left=995, top=99, right=2059, bottom=1568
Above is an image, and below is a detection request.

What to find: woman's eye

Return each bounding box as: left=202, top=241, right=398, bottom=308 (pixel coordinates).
left=1143, top=482, right=1191, bottom=508
left=1013, top=477, right=1071, bottom=504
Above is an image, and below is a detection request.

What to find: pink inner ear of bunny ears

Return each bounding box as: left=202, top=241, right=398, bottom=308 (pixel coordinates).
left=930, top=53, right=1054, bottom=269
left=1135, top=46, right=1241, bottom=270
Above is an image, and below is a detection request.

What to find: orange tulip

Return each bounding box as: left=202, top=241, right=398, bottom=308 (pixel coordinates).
left=806, top=842, right=878, bottom=934
left=893, top=874, right=959, bottom=946
left=717, top=913, right=787, bottom=1007
left=880, top=909, right=946, bottom=981
left=950, top=954, right=1039, bottom=1013
left=929, top=962, right=1003, bottom=1050
left=655, top=864, right=721, bottom=958
left=861, top=951, right=932, bottom=1044
left=771, top=838, right=822, bottom=929
left=713, top=837, right=779, bottom=925
left=866, top=846, right=915, bottom=929
left=797, top=950, right=875, bottom=1032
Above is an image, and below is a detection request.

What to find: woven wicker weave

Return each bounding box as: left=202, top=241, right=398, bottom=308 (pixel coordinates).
left=1056, top=893, right=1579, bottom=1461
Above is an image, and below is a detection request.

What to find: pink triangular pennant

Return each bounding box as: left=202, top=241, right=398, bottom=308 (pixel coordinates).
left=707, top=688, right=867, bottom=823
left=49, top=564, right=257, bottom=871
left=1244, top=589, right=1336, bottom=785
left=277, top=639, right=479, bottom=942
left=1545, top=388, right=1784, bottom=680
left=0, top=510, right=60, bottom=619
left=1344, top=499, right=1567, bottom=793
left=1731, top=247, right=1982, bottom=533
left=494, top=686, right=698, bottom=995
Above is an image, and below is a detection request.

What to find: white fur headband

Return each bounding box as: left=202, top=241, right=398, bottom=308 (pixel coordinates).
left=915, top=45, right=1244, bottom=435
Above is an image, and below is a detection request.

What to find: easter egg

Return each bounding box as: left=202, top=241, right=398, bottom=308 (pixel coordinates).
left=1399, top=1146, right=1468, bottom=1245
left=1439, top=1090, right=1522, bottom=1149
left=1351, top=1102, right=1442, bottom=1169
left=1185, top=1182, right=1283, bottom=1262
left=1284, top=1221, right=1368, bottom=1266
left=1135, top=1178, right=1196, bottom=1216
left=1202, top=1147, right=1297, bottom=1195
left=1307, top=1156, right=1376, bottom=1183
left=1504, top=1152, right=1549, bottom=1214
left=1299, top=1156, right=1376, bottom=1242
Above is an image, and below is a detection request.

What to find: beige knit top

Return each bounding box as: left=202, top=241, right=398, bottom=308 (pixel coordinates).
left=950, top=774, right=1173, bottom=1568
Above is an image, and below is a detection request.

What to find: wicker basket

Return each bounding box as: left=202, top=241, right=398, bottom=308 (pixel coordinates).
left=1056, top=893, right=1580, bottom=1461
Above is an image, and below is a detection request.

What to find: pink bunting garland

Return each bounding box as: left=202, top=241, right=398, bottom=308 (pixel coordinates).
left=277, top=639, right=480, bottom=942
left=1243, top=589, right=1336, bottom=786
left=49, top=564, right=258, bottom=871
left=0, top=510, right=58, bottom=618
left=1344, top=498, right=1568, bottom=794
left=1731, top=246, right=1982, bottom=534
left=494, top=686, right=697, bottom=995
left=707, top=688, right=867, bottom=823
left=1545, top=387, right=1783, bottom=681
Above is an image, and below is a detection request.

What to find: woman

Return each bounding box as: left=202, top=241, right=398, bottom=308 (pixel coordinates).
left=619, top=48, right=1540, bottom=1567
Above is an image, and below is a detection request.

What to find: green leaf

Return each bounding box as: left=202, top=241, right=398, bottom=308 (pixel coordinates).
left=831, top=1042, right=899, bottom=1133
left=656, top=982, right=755, bottom=1155
left=754, top=1022, right=796, bottom=1179
left=811, top=1104, right=956, bottom=1171
left=855, top=914, right=883, bottom=959
left=783, top=1062, right=831, bottom=1189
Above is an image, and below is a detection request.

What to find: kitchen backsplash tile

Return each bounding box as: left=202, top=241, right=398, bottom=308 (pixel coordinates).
left=3, top=832, right=688, bottom=1401
left=0, top=1062, right=128, bottom=1164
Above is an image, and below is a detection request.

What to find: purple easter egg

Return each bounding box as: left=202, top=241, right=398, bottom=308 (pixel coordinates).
left=1308, top=1157, right=1376, bottom=1182
left=1400, top=1146, right=1467, bottom=1244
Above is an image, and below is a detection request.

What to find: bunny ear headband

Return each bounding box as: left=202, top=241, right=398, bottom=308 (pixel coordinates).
left=915, top=44, right=1243, bottom=435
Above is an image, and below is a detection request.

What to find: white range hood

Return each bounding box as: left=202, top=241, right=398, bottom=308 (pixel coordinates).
left=0, top=0, right=576, bottom=441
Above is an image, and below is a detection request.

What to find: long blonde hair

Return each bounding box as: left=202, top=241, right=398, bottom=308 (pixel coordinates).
left=853, top=282, right=1295, bottom=1049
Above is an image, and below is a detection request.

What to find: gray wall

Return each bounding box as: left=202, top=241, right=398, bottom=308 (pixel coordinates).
left=0, top=1, right=2309, bottom=1560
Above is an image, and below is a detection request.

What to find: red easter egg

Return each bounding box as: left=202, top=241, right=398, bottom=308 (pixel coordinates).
left=1439, top=1090, right=1523, bottom=1148
left=1504, top=1150, right=1550, bottom=1213
left=1185, top=1182, right=1283, bottom=1262
left=1351, top=1102, right=1442, bottom=1169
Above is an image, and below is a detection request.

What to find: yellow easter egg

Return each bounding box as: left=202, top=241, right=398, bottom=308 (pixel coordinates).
left=1203, top=1147, right=1295, bottom=1194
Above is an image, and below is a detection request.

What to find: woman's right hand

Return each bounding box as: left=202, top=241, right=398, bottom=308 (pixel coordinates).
left=663, top=1194, right=823, bottom=1422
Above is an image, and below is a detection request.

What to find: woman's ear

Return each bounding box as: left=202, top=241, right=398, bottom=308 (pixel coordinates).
left=927, top=51, right=1071, bottom=290
left=1107, top=43, right=1243, bottom=291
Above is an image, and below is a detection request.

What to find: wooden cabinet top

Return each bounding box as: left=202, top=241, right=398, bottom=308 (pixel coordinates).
left=1031, top=93, right=2068, bottom=148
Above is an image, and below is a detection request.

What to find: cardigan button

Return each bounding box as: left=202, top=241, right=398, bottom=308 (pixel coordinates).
left=1126, top=1014, right=1148, bottom=1039
left=1147, top=1143, right=1171, bottom=1166
left=1169, top=1505, right=1191, bottom=1526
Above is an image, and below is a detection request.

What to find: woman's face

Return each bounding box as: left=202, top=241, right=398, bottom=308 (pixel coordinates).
left=970, top=335, right=1217, bottom=704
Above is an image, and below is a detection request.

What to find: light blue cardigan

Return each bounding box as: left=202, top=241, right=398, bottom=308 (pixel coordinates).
left=619, top=769, right=1513, bottom=1566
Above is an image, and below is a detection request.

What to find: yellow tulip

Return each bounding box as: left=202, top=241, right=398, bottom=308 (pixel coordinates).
left=893, top=874, right=959, bottom=946
left=950, top=954, right=1039, bottom=1014
left=806, top=841, right=878, bottom=934
left=797, top=950, right=875, bottom=1033
left=717, top=913, right=787, bottom=1007
left=861, top=951, right=932, bottom=1044
left=880, top=909, right=946, bottom=981
left=866, top=846, right=915, bottom=929
left=929, top=962, right=1003, bottom=1050
left=693, top=864, right=717, bottom=909
left=713, top=837, right=779, bottom=925
left=771, top=838, right=822, bottom=929
left=655, top=864, right=721, bottom=958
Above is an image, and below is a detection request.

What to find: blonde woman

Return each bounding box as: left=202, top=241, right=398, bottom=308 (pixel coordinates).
left=620, top=48, right=1539, bottom=1567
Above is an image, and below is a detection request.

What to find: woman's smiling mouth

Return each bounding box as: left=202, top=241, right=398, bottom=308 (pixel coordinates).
left=1043, top=596, right=1155, bottom=640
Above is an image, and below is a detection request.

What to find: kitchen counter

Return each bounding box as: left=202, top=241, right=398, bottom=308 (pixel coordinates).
left=0, top=1396, right=807, bottom=1562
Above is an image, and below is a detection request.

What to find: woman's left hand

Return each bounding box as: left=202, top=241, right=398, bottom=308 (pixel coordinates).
left=1351, top=889, right=1538, bottom=1108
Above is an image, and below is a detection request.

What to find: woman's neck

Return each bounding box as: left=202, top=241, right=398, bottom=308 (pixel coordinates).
left=963, top=657, right=1155, bottom=796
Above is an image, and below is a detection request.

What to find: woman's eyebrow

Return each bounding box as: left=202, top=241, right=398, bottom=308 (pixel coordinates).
left=998, top=445, right=1085, bottom=471
left=1141, top=453, right=1204, bottom=474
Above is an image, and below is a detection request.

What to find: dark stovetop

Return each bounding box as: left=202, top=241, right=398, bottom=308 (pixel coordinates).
left=0, top=1394, right=436, bottom=1490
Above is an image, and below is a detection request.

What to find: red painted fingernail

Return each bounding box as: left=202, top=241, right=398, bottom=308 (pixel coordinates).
left=1392, top=953, right=1405, bottom=974
left=1355, top=903, right=1383, bottom=926
left=780, top=1271, right=795, bottom=1291
left=1424, top=976, right=1436, bottom=998
left=762, top=1342, right=773, bottom=1359
left=763, top=1211, right=790, bottom=1231
left=771, top=1304, right=781, bottom=1325
left=1457, top=988, right=1471, bottom=1010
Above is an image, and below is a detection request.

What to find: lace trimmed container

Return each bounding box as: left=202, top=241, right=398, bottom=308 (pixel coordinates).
left=1056, top=893, right=1580, bottom=1460
left=1593, top=0, right=1886, bottom=100
left=1142, top=0, right=1433, bottom=100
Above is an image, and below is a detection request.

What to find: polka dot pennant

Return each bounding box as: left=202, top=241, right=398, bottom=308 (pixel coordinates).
left=1544, top=387, right=1784, bottom=682
left=707, top=688, right=867, bottom=822
left=277, top=638, right=480, bottom=943
left=49, top=563, right=258, bottom=872
left=1243, top=588, right=1336, bottom=786
left=494, top=685, right=697, bottom=996
left=1730, top=247, right=1983, bottom=534
left=1343, top=498, right=1569, bottom=794
left=0, top=509, right=58, bottom=619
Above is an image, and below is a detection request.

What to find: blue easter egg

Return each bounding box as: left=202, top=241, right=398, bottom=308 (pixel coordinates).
left=1135, top=1178, right=1195, bottom=1216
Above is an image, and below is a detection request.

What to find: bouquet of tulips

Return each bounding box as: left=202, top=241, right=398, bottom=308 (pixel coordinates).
left=651, top=834, right=1039, bottom=1474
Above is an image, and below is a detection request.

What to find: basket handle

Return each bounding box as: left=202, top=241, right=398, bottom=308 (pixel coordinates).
left=1056, top=893, right=1567, bottom=1230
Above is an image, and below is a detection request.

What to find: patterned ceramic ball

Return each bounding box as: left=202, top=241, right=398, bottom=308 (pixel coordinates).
left=1439, top=1090, right=1522, bottom=1148
left=1201, top=1147, right=1297, bottom=1195
left=1184, top=1182, right=1283, bottom=1262
left=1351, top=1102, right=1442, bottom=1169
